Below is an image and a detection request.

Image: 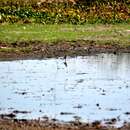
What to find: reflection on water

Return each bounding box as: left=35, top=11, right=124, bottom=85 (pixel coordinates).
left=0, top=53, right=130, bottom=125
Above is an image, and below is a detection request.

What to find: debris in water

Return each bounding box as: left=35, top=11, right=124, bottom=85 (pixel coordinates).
left=13, top=110, right=31, bottom=114
left=73, top=104, right=82, bottom=109
left=124, top=112, right=130, bottom=115
left=76, top=79, right=84, bottom=83
left=96, top=103, right=100, bottom=107
left=14, top=91, right=28, bottom=95
left=60, top=112, right=74, bottom=115
left=73, top=116, right=81, bottom=121
left=0, top=113, right=16, bottom=119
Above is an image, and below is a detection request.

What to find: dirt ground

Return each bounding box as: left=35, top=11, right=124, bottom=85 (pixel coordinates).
left=0, top=118, right=130, bottom=130
left=0, top=40, right=130, bottom=60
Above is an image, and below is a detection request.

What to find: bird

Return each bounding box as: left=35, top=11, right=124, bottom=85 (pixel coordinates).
left=63, top=55, right=67, bottom=67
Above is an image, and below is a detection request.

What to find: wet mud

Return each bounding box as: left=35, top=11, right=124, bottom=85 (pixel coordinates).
left=0, top=40, right=130, bottom=60
left=0, top=118, right=130, bottom=130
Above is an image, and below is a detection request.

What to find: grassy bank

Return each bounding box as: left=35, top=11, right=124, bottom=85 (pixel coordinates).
left=0, top=23, right=130, bottom=45
left=0, top=23, right=130, bottom=60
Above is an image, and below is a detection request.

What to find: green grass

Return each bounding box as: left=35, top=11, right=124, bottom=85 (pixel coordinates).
left=0, top=23, right=130, bottom=46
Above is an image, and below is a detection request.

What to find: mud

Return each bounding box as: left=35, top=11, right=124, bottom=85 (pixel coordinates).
left=0, top=40, right=130, bottom=60
left=0, top=118, right=130, bottom=130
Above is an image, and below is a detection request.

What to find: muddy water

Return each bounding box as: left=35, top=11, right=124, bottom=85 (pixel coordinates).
left=0, top=53, right=130, bottom=125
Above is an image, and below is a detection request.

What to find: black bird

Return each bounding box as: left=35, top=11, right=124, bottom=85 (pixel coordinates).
left=63, top=55, right=67, bottom=67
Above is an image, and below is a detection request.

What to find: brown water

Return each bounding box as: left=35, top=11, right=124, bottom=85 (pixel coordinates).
left=0, top=53, right=130, bottom=126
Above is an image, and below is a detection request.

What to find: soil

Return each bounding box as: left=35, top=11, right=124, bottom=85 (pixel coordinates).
left=0, top=118, right=130, bottom=130
left=0, top=40, right=130, bottom=60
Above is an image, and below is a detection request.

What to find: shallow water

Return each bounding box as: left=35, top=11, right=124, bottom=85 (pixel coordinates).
left=0, top=53, right=130, bottom=126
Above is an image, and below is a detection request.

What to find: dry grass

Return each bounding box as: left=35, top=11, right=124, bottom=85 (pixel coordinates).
left=0, top=119, right=130, bottom=130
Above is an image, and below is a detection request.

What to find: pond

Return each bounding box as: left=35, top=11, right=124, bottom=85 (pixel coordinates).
left=0, top=53, right=130, bottom=126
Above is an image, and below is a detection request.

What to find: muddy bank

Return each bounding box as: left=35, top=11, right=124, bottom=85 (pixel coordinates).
left=0, top=118, right=130, bottom=130
left=0, top=40, right=130, bottom=60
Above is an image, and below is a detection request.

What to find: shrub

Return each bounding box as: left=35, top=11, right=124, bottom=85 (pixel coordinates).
left=0, top=0, right=130, bottom=24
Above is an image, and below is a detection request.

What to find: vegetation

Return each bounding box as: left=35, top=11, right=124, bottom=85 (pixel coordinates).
left=0, top=23, right=130, bottom=45
left=0, top=23, right=130, bottom=57
left=0, top=0, right=130, bottom=24
left=0, top=0, right=130, bottom=54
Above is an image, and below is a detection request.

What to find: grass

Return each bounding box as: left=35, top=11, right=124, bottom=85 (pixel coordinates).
left=0, top=23, right=130, bottom=46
